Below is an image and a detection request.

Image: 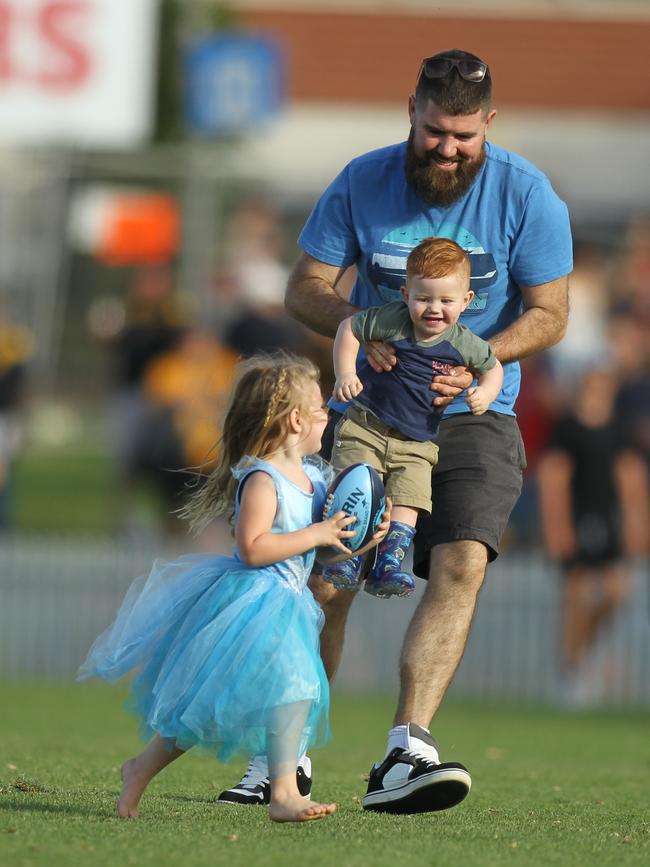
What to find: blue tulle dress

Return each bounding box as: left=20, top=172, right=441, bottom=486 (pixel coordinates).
left=78, top=457, right=332, bottom=764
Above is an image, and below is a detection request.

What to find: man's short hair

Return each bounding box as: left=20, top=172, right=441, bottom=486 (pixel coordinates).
left=406, top=237, right=471, bottom=285
left=415, top=49, right=492, bottom=116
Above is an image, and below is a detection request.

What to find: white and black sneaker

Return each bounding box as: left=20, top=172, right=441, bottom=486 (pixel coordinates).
left=216, top=755, right=312, bottom=806
left=362, top=724, right=471, bottom=814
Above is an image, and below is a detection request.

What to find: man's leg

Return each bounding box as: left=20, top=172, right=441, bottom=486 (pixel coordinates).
left=364, top=414, right=523, bottom=814
left=562, top=565, right=591, bottom=672
left=362, top=541, right=483, bottom=814
left=563, top=562, right=630, bottom=672
left=395, top=540, right=487, bottom=726
left=308, top=572, right=357, bottom=682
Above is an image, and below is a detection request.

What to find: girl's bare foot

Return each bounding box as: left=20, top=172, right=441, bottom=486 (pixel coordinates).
left=117, top=758, right=146, bottom=818
left=269, top=795, right=336, bottom=823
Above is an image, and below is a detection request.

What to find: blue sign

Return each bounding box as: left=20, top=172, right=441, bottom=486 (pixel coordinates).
left=183, top=34, right=285, bottom=136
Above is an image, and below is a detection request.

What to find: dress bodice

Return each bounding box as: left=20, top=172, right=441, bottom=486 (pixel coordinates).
left=232, top=457, right=330, bottom=592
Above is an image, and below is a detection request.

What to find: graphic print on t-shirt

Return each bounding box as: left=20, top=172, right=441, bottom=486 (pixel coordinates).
left=369, top=220, right=498, bottom=309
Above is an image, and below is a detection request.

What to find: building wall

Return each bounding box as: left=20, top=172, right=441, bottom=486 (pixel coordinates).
left=224, top=5, right=650, bottom=218
left=239, top=6, right=650, bottom=110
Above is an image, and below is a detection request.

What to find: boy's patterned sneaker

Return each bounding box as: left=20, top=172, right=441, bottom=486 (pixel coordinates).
left=216, top=755, right=312, bottom=806
left=364, top=568, right=416, bottom=598
left=362, top=724, right=471, bottom=813
left=322, top=554, right=364, bottom=590
left=364, top=521, right=416, bottom=598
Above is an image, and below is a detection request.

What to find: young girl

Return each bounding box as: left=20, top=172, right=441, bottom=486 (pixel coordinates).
left=79, top=353, right=380, bottom=823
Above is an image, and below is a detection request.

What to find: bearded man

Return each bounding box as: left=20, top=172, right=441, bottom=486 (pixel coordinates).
left=219, top=49, right=572, bottom=815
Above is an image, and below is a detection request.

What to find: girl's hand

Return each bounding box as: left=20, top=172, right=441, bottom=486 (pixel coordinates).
left=312, top=511, right=357, bottom=554
left=465, top=385, right=489, bottom=415
left=373, top=497, right=392, bottom=541
left=333, top=373, right=363, bottom=402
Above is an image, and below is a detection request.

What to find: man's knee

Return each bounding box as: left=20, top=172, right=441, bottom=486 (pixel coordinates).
left=604, top=568, right=631, bottom=606
left=308, top=572, right=357, bottom=619
left=427, top=541, right=488, bottom=597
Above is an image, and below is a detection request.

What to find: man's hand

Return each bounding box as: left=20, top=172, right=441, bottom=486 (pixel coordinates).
left=431, top=366, right=473, bottom=408
left=333, top=372, right=363, bottom=402
left=364, top=341, right=397, bottom=373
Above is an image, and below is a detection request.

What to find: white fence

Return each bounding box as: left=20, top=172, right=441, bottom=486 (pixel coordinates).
left=1, top=535, right=648, bottom=707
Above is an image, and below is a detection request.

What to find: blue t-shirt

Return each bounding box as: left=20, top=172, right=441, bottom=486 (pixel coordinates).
left=298, top=140, right=573, bottom=416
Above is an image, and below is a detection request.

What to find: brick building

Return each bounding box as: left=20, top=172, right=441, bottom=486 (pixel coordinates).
left=227, top=1, right=650, bottom=220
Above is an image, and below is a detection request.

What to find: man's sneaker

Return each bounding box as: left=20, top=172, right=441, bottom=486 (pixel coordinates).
left=362, top=724, right=471, bottom=814
left=216, top=755, right=312, bottom=806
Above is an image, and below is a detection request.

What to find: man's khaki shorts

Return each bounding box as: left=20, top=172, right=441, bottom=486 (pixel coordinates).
left=330, top=405, right=439, bottom=514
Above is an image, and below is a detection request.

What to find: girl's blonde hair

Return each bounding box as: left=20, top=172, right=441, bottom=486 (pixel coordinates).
left=181, top=352, right=320, bottom=533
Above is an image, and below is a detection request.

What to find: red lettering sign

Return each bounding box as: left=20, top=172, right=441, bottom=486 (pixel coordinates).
left=37, top=1, right=91, bottom=88
left=0, top=1, right=91, bottom=89
left=0, top=3, right=14, bottom=82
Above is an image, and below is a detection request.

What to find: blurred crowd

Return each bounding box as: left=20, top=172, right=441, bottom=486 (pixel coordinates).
left=512, top=219, right=650, bottom=546
left=0, top=312, right=34, bottom=530
left=90, top=199, right=334, bottom=540
left=2, top=204, right=650, bottom=572
left=2, top=195, right=649, bottom=701
left=512, top=219, right=650, bottom=700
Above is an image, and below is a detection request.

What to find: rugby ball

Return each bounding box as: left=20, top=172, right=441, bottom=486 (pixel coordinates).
left=323, top=463, right=386, bottom=552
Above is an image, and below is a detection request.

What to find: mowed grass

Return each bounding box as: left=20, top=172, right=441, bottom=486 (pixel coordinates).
left=13, top=449, right=116, bottom=535
left=12, top=447, right=163, bottom=535
left=1, top=682, right=648, bottom=867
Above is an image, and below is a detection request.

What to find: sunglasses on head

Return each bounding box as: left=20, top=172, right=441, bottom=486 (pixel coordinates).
left=418, top=56, right=489, bottom=84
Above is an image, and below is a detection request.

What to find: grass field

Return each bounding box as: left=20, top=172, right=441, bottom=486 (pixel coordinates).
left=12, top=447, right=162, bottom=535
left=1, top=682, right=648, bottom=867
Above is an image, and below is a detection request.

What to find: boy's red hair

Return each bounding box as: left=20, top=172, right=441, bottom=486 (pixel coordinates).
left=406, top=237, right=470, bottom=284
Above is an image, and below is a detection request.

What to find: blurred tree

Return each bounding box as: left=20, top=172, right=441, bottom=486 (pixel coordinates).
left=155, top=0, right=237, bottom=142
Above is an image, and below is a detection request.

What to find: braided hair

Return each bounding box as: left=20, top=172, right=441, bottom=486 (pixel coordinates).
left=180, top=352, right=320, bottom=534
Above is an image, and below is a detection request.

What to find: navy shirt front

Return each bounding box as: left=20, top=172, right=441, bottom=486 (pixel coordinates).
left=352, top=302, right=496, bottom=441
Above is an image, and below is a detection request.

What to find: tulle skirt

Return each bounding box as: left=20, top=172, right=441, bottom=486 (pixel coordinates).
left=78, top=554, right=330, bottom=762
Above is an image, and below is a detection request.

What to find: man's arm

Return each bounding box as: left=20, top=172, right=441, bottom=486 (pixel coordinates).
left=285, top=253, right=357, bottom=338
left=430, top=275, right=569, bottom=405
left=615, top=450, right=650, bottom=556
left=537, top=449, right=576, bottom=561
left=489, top=275, right=569, bottom=363
left=285, top=252, right=398, bottom=371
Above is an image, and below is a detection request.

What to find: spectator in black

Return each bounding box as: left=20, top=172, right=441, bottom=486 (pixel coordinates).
left=537, top=367, right=650, bottom=703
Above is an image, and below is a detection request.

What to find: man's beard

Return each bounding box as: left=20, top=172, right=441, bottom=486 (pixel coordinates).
left=405, top=128, right=486, bottom=206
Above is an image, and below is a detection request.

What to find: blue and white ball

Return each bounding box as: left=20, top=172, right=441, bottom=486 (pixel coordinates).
left=323, top=463, right=386, bottom=552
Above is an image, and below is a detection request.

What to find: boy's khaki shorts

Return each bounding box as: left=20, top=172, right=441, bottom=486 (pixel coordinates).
left=330, top=405, right=439, bottom=514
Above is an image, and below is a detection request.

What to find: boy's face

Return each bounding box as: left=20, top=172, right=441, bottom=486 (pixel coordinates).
left=401, top=272, right=474, bottom=339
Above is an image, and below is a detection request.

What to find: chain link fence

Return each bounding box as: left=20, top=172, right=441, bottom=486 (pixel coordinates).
left=1, top=534, right=648, bottom=707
